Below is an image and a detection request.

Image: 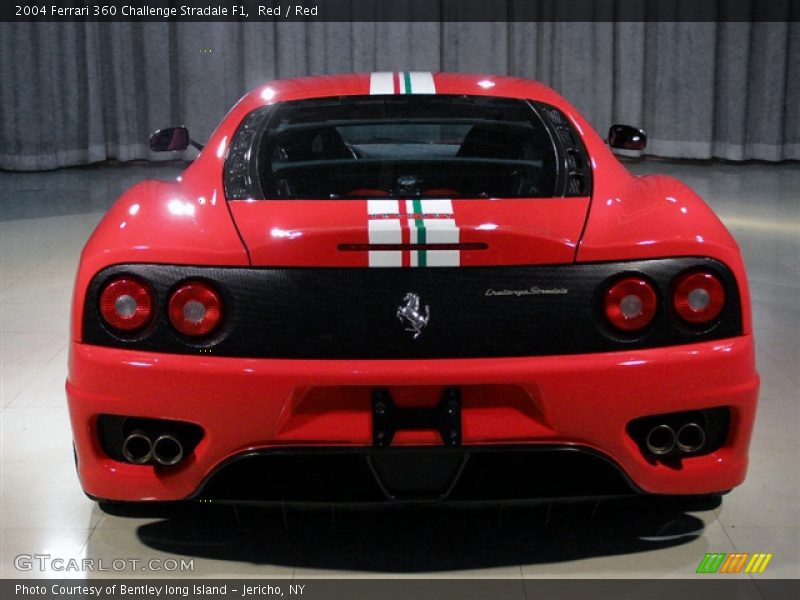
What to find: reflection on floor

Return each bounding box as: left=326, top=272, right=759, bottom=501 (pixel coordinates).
left=1, top=160, right=798, bottom=582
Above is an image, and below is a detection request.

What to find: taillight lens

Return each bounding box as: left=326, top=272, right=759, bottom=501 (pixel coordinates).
left=603, top=276, right=658, bottom=332
left=99, top=278, right=153, bottom=331
left=673, top=271, right=725, bottom=325
left=168, top=281, right=223, bottom=336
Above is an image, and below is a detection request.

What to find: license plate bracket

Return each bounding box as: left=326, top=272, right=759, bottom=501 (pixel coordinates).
left=371, top=388, right=461, bottom=447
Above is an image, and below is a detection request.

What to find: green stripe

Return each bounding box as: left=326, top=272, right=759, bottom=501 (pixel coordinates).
left=696, top=554, right=713, bottom=573
left=412, top=198, right=426, bottom=266
left=709, top=553, right=726, bottom=573
left=697, top=553, right=726, bottom=574
left=403, top=71, right=412, bottom=94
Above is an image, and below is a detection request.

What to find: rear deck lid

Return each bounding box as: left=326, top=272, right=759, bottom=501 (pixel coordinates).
left=229, top=197, right=589, bottom=266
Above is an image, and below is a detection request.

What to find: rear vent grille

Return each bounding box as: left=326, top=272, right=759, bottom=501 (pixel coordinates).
left=543, top=107, right=565, bottom=125
left=567, top=148, right=585, bottom=171
left=558, top=127, right=578, bottom=147
left=557, top=125, right=589, bottom=196
left=224, top=106, right=271, bottom=200
left=536, top=102, right=593, bottom=198
left=567, top=175, right=585, bottom=195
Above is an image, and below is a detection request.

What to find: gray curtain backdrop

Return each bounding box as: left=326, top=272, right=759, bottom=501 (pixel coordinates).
left=0, top=21, right=798, bottom=170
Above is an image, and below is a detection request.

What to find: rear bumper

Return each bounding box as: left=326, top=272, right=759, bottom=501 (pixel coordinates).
left=66, top=335, right=759, bottom=502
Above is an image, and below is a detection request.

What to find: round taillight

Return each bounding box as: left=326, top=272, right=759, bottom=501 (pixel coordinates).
left=168, top=281, right=223, bottom=336
left=603, top=276, right=658, bottom=332
left=673, top=271, right=725, bottom=325
left=99, top=278, right=153, bottom=331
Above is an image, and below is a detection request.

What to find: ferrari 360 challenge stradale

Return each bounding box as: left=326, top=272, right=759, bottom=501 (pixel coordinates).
left=66, top=73, right=759, bottom=505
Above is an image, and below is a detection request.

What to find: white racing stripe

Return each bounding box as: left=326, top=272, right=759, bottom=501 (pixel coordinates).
left=422, top=218, right=459, bottom=243
left=369, top=72, right=395, bottom=95
left=367, top=199, right=402, bottom=267
left=368, top=219, right=402, bottom=267
left=368, top=199, right=399, bottom=215
left=407, top=72, right=436, bottom=94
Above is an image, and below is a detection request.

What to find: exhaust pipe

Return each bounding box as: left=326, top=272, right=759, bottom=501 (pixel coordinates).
left=122, top=431, right=153, bottom=464
left=152, top=434, right=184, bottom=466
left=645, top=424, right=676, bottom=456
left=676, top=422, right=706, bottom=454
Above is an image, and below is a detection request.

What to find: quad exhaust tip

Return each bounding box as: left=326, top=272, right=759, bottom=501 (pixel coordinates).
left=152, top=434, right=184, bottom=466
left=645, top=424, right=676, bottom=456
left=121, top=431, right=153, bottom=464
left=121, top=431, right=184, bottom=466
left=676, top=422, right=706, bottom=454
left=644, top=422, right=707, bottom=457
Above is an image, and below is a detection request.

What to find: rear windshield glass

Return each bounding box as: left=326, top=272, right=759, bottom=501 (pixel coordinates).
left=251, top=95, right=558, bottom=199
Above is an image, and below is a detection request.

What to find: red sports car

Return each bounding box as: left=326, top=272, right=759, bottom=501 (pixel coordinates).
left=67, top=73, right=759, bottom=504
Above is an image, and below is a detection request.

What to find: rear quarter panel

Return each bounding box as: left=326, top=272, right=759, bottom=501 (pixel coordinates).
left=70, top=179, right=248, bottom=341
left=577, top=173, right=753, bottom=333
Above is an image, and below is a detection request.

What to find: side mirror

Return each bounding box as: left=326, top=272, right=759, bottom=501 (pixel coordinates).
left=149, top=127, right=191, bottom=152
left=608, top=124, right=647, bottom=151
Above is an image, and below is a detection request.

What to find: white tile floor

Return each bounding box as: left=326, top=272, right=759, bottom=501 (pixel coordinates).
left=0, top=161, right=798, bottom=580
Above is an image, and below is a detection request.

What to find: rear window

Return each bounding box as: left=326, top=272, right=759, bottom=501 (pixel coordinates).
left=225, top=96, right=562, bottom=200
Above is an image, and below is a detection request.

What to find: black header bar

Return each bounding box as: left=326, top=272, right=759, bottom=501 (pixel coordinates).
left=3, top=0, right=799, bottom=23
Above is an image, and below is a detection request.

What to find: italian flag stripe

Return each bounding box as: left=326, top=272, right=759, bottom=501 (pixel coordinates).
left=370, top=72, right=436, bottom=95
left=364, top=71, right=453, bottom=267
left=412, top=198, right=427, bottom=266
left=367, top=198, right=459, bottom=268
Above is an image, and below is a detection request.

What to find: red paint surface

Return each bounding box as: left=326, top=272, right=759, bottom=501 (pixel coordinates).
left=68, top=336, right=758, bottom=500
left=68, top=73, right=759, bottom=501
